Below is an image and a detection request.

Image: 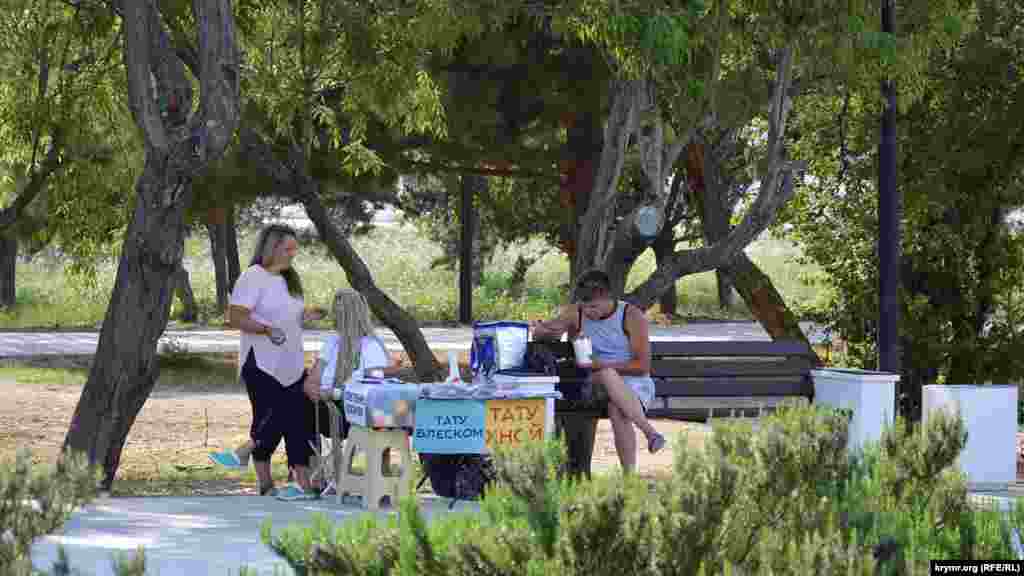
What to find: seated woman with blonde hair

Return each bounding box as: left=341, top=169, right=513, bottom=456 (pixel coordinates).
left=304, top=288, right=403, bottom=438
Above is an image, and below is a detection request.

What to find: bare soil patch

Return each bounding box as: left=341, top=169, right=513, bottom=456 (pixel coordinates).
left=0, top=359, right=708, bottom=496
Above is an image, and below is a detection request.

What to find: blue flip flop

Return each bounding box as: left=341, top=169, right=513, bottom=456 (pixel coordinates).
left=208, top=450, right=244, bottom=468
left=274, top=483, right=317, bottom=501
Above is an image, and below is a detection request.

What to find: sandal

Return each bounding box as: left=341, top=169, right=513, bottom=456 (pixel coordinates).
left=648, top=433, right=667, bottom=454
left=275, top=483, right=317, bottom=501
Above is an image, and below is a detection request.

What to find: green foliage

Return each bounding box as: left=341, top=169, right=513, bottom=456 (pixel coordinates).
left=110, top=547, right=147, bottom=576
left=0, top=449, right=98, bottom=575
left=395, top=0, right=974, bottom=286
left=487, top=438, right=568, bottom=556
left=239, top=1, right=447, bottom=152
left=0, top=0, right=137, bottom=275
left=260, top=402, right=1017, bottom=576
left=561, top=0, right=707, bottom=92
left=785, top=0, right=1024, bottom=390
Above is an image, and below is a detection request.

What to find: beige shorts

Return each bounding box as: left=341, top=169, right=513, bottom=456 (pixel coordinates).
left=588, top=373, right=656, bottom=411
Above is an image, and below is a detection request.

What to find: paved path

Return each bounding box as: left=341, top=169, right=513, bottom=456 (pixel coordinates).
left=29, top=475, right=1022, bottom=575
left=0, top=321, right=829, bottom=358
left=31, top=495, right=478, bottom=576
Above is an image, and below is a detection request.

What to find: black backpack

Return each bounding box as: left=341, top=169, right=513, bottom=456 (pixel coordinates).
left=525, top=343, right=559, bottom=376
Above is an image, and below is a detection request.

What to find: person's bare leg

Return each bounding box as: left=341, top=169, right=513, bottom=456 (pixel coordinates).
left=235, top=439, right=255, bottom=466
left=593, top=368, right=658, bottom=438
left=254, top=460, right=273, bottom=493
left=607, top=403, right=637, bottom=473
left=291, top=465, right=311, bottom=491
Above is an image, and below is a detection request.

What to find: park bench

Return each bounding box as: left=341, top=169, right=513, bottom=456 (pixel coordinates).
left=527, top=339, right=819, bottom=476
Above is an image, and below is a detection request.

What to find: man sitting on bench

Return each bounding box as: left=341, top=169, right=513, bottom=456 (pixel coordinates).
left=530, top=269, right=666, bottom=473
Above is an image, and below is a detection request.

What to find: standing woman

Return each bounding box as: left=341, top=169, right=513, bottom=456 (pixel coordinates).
left=224, top=224, right=322, bottom=497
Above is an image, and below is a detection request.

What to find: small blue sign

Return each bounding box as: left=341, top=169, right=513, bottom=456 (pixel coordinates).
left=412, top=398, right=487, bottom=454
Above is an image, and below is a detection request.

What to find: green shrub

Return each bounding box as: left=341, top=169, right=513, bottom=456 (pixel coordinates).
left=261, top=404, right=1018, bottom=575
left=0, top=450, right=97, bottom=575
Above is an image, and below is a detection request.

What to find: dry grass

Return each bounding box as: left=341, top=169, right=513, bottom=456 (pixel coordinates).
left=0, top=354, right=710, bottom=496
left=0, top=226, right=827, bottom=329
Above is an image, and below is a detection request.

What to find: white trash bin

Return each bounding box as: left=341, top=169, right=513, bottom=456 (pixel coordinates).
left=923, top=384, right=1018, bottom=491
left=812, top=368, right=899, bottom=453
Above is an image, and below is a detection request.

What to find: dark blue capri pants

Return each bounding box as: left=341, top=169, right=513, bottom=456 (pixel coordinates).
left=242, top=349, right=316, bottom=467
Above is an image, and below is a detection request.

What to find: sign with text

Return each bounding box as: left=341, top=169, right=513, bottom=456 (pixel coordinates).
left=484, top=398, right=546, bottom=449
left=412, top=399, right=486, bottom=454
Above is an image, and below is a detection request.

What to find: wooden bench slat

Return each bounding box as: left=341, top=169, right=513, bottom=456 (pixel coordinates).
left=650, top=357, right=814, bottom=378
left=531, top=340, right=816, bottom=359
left=650, top=395, right=808, bottom=410
left=656, top=376, right=811, bottom=397
left=648, top=340, right=816, bottom=357
left=646, top=396, right=810, bottom=420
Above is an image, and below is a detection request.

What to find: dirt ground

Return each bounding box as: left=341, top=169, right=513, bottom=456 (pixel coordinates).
left=0, top=374, right=709, bottom=496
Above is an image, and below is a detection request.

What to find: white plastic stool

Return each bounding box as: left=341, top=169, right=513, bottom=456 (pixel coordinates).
left=336, top=425, right=412, bottom=509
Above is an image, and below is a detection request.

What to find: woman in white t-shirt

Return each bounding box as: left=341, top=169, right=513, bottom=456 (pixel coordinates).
left=304, top=289, right=401, bottom=440
left=210, top=224, right=324, bottom=498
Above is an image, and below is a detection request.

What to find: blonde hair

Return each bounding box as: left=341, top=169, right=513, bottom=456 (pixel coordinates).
left=332, top=288, right=376, bottom=385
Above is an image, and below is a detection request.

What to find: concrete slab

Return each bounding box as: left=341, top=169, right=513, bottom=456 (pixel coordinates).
left=30, top=486, right=1021, bottom=574
left=32, top=495, right=479, bottom=576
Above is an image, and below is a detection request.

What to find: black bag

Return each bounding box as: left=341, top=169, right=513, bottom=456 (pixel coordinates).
left=525, top=342, right=559, bottom=376
left=419, top=453, right=495, bottom=501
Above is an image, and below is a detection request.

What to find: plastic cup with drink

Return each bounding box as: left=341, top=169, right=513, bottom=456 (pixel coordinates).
left=573, top=336, right=594, bottom=368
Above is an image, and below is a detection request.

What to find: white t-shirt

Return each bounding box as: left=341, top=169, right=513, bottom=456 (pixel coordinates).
left=229, top=264, right=305, bottom=387
left=317, top=334, right=390, bottom=387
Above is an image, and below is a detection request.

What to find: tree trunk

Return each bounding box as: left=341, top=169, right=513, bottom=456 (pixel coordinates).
left=471, top=194, right=484, bottom=286
left=226, top=204, right=241, bottom=290
left=558, top=49, right=602, bottom=283
left=696, top=137, right=820, bottom=363
left=651, top=232, right=677, bottom=316
left=0, top=234, right=16, bottom=308
left=303, top=190, right=442, bottom=381
left=173, top=262, right=197, bottom=322
left=63, top=0, right=239, bottom=488
left=716, top=270, right=736, bottom=310
left=694, top=137, right=739, bottom=313
left=460, top=174, right=485, bottom=286
left=206, top=213, right=229, bottom=312
left=572, top=79, right=639, bottom=282
left=240, top=127, right=442, bottom=380
left=627, top=45, right=800, bottom=309
left=64, top=156, right=196, bottom=488
left=719, top=255, right=819, bottom=360
left=581, top=80, right=687, bottom=298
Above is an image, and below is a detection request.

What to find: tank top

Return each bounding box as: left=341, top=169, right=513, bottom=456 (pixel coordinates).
left=580, top=301, right=641, bottom=370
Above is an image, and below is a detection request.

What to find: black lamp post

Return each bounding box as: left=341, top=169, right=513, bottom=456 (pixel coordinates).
left=878, top=0, right=900, bottom=378
left=459, top=174, right=474, bottom=325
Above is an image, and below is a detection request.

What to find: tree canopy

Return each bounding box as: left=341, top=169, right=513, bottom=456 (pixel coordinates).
left=785, top=0, right=1024, bottom=404
left=0, top=0, right=137, bottom=273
